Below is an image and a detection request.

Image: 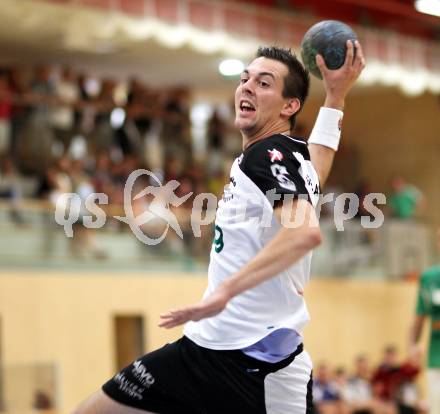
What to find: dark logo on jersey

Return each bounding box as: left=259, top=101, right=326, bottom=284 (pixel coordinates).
left=230, top=176, right=236, bottom=187
left=268, top=148, right=284, bottom=162
left=338, top=117, right=343, bottom=131
left=270, top=164, right=296, bottom=192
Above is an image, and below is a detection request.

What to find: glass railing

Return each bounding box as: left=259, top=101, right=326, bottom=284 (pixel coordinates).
left=0, top=199, right=211, bottom=273
left=312, top=218, right=434, bottom=278
left=0, top=200, right=435, bottom=278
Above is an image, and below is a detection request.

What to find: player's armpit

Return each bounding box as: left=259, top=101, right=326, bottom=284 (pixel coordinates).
left=273, top=197, right=320, bottom=234
left=308, top=143, right=335, bottom=188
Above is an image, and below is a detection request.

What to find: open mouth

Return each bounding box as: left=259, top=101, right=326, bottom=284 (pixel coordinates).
left=239, top=100, right=256, bottom=113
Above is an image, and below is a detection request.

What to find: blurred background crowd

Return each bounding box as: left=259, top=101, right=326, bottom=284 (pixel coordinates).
left=313, top=346, right=427, bottom=414
left=0, top=63, right=429, bottom=263
left=0, top=64, right=242, bottom=260
left=0, top=64, right=237, bottom=210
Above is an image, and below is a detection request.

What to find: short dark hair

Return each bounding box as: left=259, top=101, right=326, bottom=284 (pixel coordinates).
left=256, top=46, right=310, bottom=132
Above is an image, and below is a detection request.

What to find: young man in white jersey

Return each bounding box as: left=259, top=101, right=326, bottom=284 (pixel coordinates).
left=74, top=42, right=365, bottom=414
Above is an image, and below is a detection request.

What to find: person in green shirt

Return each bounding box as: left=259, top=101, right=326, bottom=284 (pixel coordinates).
left=389, top=176, right=424, bottom=219
left=409, top=228, right=440, bottom=414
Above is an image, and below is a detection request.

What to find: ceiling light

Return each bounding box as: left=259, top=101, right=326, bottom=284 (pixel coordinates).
left=415, top=0, right=440, bottom=17
left=218, top=59, right=244, bottom=77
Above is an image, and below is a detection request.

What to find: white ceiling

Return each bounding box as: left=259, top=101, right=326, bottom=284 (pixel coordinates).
left=0, top=0, right=400, bottom=101
left=0, top=1, right=248, bottom=89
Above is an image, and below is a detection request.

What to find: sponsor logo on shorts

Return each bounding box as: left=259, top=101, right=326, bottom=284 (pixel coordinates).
left=114, top=373, right=145, bottom=400
left=132, top=360, right=156, bottom=388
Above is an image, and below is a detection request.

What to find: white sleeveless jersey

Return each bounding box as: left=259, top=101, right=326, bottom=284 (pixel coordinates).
left=184, top=134, right=320, bottom=350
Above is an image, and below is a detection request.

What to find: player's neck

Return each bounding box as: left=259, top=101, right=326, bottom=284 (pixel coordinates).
left=242, top=126, right=291, bottom=150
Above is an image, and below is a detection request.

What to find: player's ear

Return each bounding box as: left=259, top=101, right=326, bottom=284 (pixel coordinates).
left=280, top=98, right=300, bottom=119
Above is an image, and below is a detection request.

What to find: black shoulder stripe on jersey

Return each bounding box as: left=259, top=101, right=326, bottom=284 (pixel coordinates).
left=239, top=134, right=312, bottom=206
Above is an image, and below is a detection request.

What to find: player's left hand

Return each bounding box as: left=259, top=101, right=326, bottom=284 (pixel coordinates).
left=159, top=285, right=231, bottom=329
left=317, top=40, right=366, bottom=109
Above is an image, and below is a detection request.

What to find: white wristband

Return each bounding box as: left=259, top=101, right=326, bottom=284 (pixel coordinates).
left=308, top=107, right=344, bottom=151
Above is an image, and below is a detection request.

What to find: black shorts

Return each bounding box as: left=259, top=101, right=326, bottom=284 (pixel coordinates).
left=102, top=336, right=313, bottom=414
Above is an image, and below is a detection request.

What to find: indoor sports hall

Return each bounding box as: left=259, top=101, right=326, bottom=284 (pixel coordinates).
left=0, top=0, right=439, bottom=413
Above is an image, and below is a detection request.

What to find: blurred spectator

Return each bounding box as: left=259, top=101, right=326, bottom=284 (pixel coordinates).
left=346, top=355, right=373, bottom=413
left=207, top=108, right=226, bottom=174
left=389, top=177, right=424, bottom=219
left=0, top=70, right=12, bottom=155
left=9, top=68, right=28, bottom=158
left=126, top=78, right=152, bottom=138
left=36, top=156, right=71, bottom=201
left=36, top=156, right=73, bottom=256
left=74, top=73, right=95, bottom=136
left=126, top=81, right=165, bottom=169
left=207, top=108, right=225, bottom=152
left=345, top=355, right=396, bottom=414
left=372, top=345, right=422, bottom=414
left=69, top=159, right=107, bottom=260
left=162, top=87, right=191, bottom=159
left=50, top=67, right=79, bottom=153
left=89, top=79, right=116, bottom=155
left=18, top=65, right=55, bottom=173
left=0, top=157, right=23, bottom=223
left=372, top=345, right=402, bottom=402
left=313, top=362, right=347, bottom=414
left=355, top=180, right=378, bottom=220
left=92, top=151, right=114, bottom=197
left=333, top=367, right=351, bottom=404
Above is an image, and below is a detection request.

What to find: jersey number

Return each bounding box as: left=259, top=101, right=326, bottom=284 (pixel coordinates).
left=213, top=225, right=224, bottom=253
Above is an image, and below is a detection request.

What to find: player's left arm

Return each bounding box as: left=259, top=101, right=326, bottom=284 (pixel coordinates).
left=308, top=40, right=366, bottom=187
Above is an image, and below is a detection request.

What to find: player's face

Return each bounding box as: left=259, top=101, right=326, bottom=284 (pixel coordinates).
left=234, top=57, right=292, bottom=137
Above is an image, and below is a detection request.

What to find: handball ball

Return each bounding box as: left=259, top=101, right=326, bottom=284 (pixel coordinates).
left=300, top=20, right=357, bottom=79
